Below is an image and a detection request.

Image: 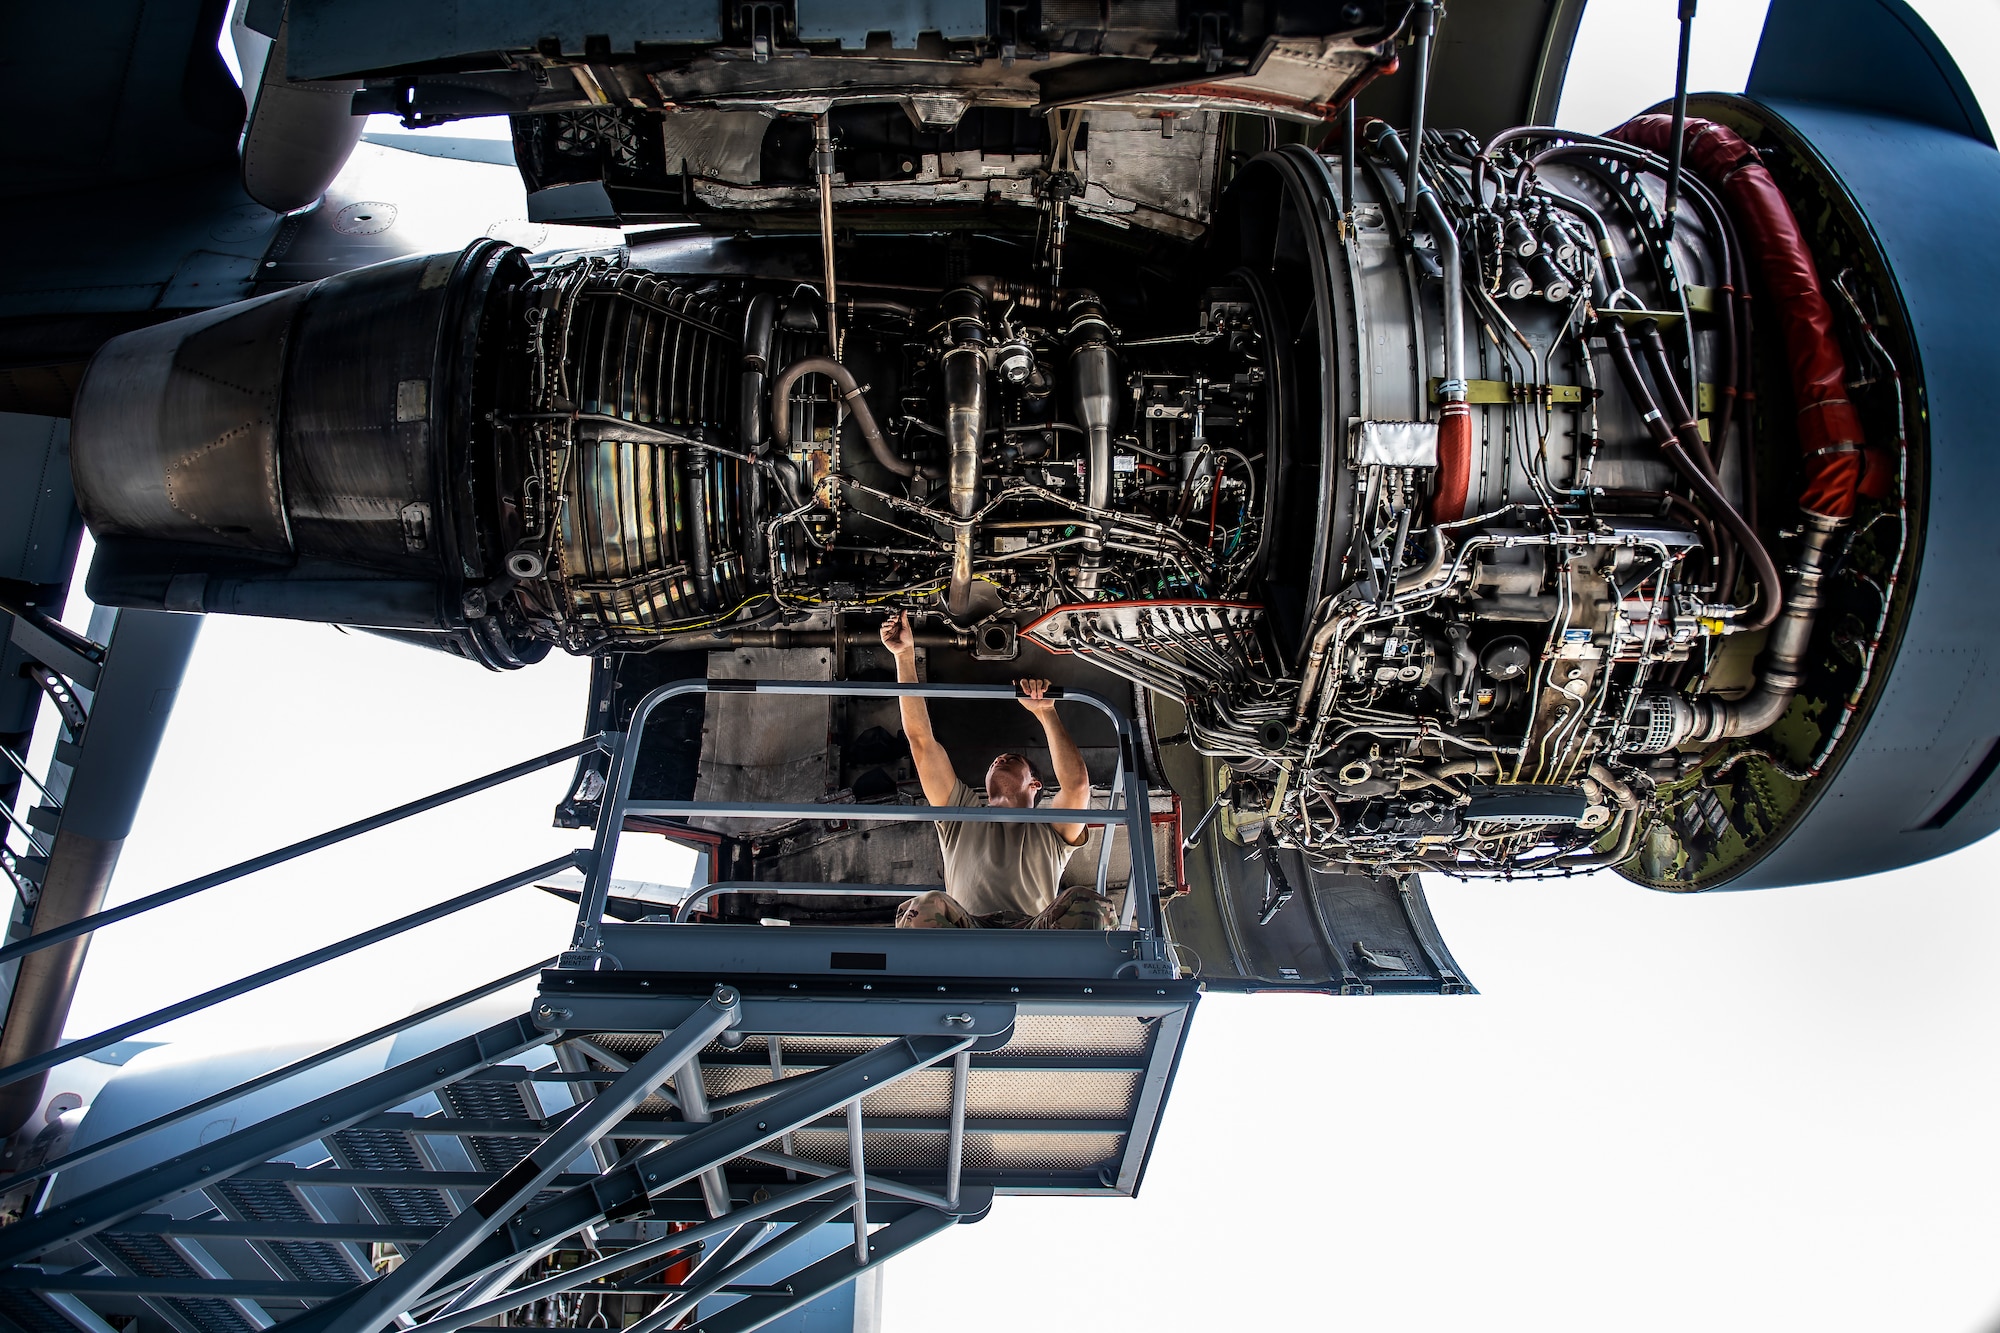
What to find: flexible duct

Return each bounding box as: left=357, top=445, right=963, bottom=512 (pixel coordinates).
left=1607, top=114, right=1885, bottom=518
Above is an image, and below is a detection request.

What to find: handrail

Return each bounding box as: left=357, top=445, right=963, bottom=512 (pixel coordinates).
left=0, top=854, right=581, bottom=1091
left=565, top=678, right=1161, bottom=958
left=0, top=743, right=55, bottom=805
left=0, top=736, right=608, bottom=970
left=0, top=958, right=556, bottom=1194
left=673, top=881, right=935, bottom=923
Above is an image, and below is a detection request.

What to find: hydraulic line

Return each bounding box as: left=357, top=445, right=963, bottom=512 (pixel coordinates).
left=1608, top=113, right=1882, bottom=519
left=1366, top=121, right=1468, bottom=521
left=813, top=114, right=839, bottom=359
left=1599, top=318, right=1780, bottom=633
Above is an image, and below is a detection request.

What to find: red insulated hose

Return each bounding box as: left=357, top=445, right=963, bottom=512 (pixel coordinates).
left=1433, top=401, right=1472, bottom=523
left=1608, top=113, right=1886, bottom=521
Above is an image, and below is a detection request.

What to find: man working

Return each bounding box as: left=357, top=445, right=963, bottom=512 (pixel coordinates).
left=880, top=611, right=1116, bottom=930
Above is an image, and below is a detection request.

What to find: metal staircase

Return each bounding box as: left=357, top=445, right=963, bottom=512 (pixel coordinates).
left=0, top=680, right=1197, bottom=1333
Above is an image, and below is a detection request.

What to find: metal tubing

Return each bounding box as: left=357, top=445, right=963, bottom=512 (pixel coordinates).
left=0, top=854, right=578, bottom=1092
left=1405, top=0, right=1437, bottom=224
left=0, top=1015, right=546, bottom=1265
left=344, top=989, right=743, bottom=1332
left=627, top=1201, right=849, bottom=1333
left=687, top=1204, right=963, bottom=1333
left=767, top=356, right=924, bottom=479
left=1341, top=100, right=1357, bottom=228
left=675, top=881, right=932, bottom=922
left=1664, top=0, right=1696, bottom=240
left=410, top=1175, right=852, bottom=1333
left=441, top=1035, right=975, bottom=1288
left=0, top=738, right=605, bottom=971
left=847, top=1098, right=869, bottom=1262
left=944, top=1050, right=970, bottom=1210
left=628, top=800, right=1121, bottom=824
left=770, top=1036, right=796, bottom=1175
left=1182, top=792, right=1225, bottom=850
left=0, top=744, right=53, bottom=803
left=0, top=959, right=552, bottom=1196
left=814, top=113, right=839, bottom=358
left=674, top=1054, right=735, bottom=1218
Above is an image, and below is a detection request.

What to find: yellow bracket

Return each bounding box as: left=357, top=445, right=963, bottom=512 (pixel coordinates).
left=1429, top=378, right=1584, bottom=406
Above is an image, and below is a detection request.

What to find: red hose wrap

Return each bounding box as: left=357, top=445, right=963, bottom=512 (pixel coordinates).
left=1608, top=114, right=1888, bottom=520
left=1433, top=401, right=1472, bottom=523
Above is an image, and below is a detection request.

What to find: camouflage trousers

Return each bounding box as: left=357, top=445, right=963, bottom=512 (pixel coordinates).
left=894, top=885, right=1117, bottom=931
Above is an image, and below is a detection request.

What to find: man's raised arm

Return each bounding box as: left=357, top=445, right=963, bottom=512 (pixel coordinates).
left=1019, top=679, right=1090, bottom=846
left=881, top=612, right=958, bottom=807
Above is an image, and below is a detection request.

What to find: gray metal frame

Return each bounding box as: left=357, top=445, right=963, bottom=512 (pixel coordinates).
left=567, top=678, right=1163, bottom=955
left=0, top=676, right=1196, bottom=1333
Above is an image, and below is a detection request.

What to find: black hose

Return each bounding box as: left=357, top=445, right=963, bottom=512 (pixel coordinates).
left=1634, top=318, right=1739, bottom=602
left=1600, top=318, right=1780, bottom=632
left=740, top=293, right=778, bottom=455
left=684, top=451, right=717, bottom=610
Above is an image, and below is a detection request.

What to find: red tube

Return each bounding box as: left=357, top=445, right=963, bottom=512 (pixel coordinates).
left=1608, top=114, right=1887, bottom=520
left=1433, top=400, right=1472, bottom=523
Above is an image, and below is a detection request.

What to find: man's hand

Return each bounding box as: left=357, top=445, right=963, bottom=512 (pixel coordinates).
left=1019, top=677, right=1088, bottom=843
left=1017, top=678, right=1059, bottom=719
left=880, top=610, right=916, bottom=660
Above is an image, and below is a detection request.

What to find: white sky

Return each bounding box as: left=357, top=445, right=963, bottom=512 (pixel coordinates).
left=27, top=3, right=2000, bottom=1330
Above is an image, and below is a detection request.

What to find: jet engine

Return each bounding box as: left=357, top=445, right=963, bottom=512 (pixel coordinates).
left=63, top=94, right=1943, bottom=892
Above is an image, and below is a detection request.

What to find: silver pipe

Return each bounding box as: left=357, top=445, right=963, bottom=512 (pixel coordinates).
left=943, top=346, right=986, bottom=519
left=1066, top=291, right=1116, bottom=589
left=1698, top=513, right=1841, bottom=740
left=945, top=1050, right=970, bottom=1210
left=814, top=114, right=839, bottom=359
left=674, top=1055, right=734, bottom=1218
left=1406, top=0, right=1437, bottom=226
left=770, top=1036, right=796, bottom=1177
left=847, top=1098, right=869, bottom=1263
left=1367, top=123, right=1466, bottom=417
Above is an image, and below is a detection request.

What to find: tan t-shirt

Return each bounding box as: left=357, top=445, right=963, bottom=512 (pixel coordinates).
left=934, top=780, right=1082, bottom=917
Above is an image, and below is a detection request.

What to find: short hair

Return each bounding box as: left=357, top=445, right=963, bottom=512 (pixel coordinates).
left=987, top=752, right=1041, bottom=782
